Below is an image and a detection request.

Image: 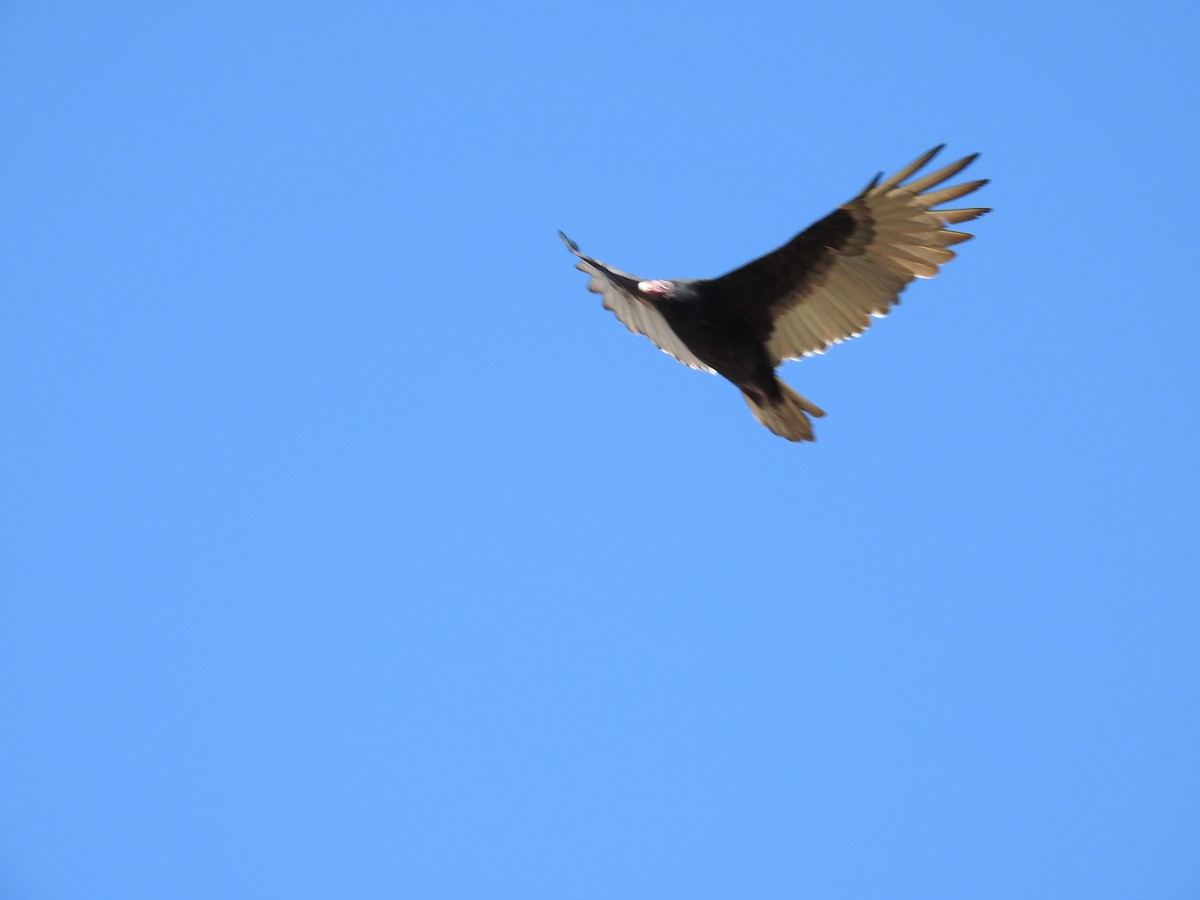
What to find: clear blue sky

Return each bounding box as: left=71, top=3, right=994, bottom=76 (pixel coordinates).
left=2, top=1, right=1198, bottom=898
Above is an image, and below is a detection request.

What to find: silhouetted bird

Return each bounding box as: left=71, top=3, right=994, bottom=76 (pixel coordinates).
left=561, top=146, right=989, bottom=442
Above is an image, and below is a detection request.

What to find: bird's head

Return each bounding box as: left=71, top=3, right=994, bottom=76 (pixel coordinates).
left=637, top=279, right=676, bottom=297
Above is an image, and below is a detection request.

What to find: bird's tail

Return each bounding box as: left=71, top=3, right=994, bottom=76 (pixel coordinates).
left=743, top=381, right=826, bottom=443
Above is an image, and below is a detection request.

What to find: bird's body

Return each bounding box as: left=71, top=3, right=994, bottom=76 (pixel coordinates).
left=656, top=283, right=771, bottom=387
left=561, top=146, right=989, bottom=442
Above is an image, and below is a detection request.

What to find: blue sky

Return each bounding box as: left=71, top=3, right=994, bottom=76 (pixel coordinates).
left=2, top=1, right=1198, bottom=897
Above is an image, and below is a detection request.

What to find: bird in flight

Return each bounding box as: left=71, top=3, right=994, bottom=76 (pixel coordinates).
left=561, top=145, right=989, bottom=442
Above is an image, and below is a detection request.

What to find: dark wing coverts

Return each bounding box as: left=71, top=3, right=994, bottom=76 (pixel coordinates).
left=559, top=231, right=715, bottom=372
left=710, top=145, right=989, bottom=362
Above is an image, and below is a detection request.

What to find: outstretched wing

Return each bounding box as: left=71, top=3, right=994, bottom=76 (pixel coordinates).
left=707, top=146, right=989, bottom=363
left=559, top=232, right=715, bottom=372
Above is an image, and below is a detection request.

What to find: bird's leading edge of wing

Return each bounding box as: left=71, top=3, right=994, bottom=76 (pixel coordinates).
left=712, top=145, right=990, bottom=363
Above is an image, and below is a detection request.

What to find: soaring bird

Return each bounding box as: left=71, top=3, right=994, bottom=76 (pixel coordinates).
left=561, top=146, right=989, bottom=442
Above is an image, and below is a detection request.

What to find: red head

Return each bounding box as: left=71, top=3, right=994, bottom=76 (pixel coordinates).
left=637, top=280, right=676, bottom=297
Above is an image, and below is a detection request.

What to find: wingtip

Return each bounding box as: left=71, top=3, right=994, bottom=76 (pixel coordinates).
left=558, top=230, right=580, bottom=253
left=858, top=171, right=883, bottom=197
left=875, top=145, right=948, bottom=193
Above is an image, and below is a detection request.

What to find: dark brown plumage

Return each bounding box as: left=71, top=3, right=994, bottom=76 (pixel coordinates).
left=562, top=146, right=989, bottom=442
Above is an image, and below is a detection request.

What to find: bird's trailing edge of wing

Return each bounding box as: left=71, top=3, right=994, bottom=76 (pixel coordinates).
left=760, top=147, right=990, bottom=363
left=559, top=231, right=715, bottom=372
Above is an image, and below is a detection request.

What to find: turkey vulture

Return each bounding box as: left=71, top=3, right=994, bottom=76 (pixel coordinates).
left=561, top=145, right=989, bottom=442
